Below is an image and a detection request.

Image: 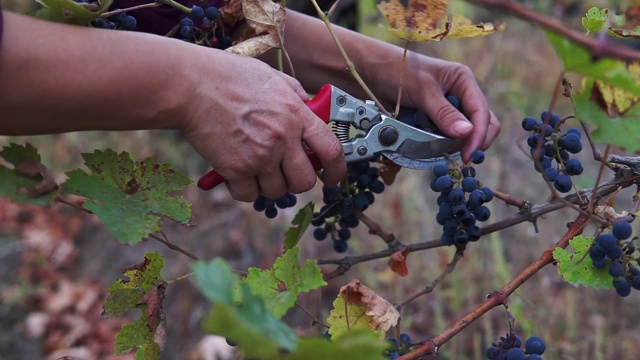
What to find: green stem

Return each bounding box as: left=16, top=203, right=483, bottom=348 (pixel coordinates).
left=101, top=2, right=161, bottom=18
left=309, top=0, right=389, bottom=115
left=156, top=0, right=192, bottom=15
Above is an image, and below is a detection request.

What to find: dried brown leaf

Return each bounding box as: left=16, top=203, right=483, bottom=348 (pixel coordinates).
left=388, top=248, right=410, bottom=277
left=226, top=0, right=285, bottom=57
left=339, top=280, right=400, bottom=332
left=378, top=0, right=448, bottom=35
left=220, top=0, right=244, bottom=26
left=15, top=159, right=58, bottom=197
left=378, top=159, right=402, bottom=186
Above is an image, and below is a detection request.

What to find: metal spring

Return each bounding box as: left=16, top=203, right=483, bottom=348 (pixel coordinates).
left=332, top=122, right=351, bottom=143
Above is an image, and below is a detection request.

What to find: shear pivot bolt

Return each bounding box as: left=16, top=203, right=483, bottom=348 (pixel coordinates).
left=357, top=146, right=367, bottom=156
left=336, top=96, right=347, bottom=107
left=378, top=126, right=399, bottom=146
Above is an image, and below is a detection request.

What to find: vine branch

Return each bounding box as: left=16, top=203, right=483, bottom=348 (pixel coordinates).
left=399, top=212, right=592, bottom=359
left=464, top=0, right=640, bottom=63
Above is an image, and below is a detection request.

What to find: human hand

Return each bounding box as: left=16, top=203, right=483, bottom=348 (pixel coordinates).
left=377, top=55, right=500, bottom=162
left=179, top=50, right=346, bottom=202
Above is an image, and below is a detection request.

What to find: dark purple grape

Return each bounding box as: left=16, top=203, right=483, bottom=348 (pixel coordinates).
left=612, top=221, right=633, bottom=240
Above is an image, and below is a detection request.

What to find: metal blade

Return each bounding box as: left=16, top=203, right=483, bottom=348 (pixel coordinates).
left=393, top=137, right=459, bottom=159
left=383, top=152, right=461, bottom=170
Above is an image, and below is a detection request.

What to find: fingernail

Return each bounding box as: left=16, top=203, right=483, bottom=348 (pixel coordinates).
left=452, top=121, right=473, bottom=136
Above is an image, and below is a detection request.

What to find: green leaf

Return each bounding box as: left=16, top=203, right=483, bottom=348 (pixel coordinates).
left=327, top=297, right=375, bottom=340
left=191, top=258, right=236, bottom=304
left=274, top=329, right=387, bottom=360
left=572, top=78, right=640, bottom=152
left=136, top=343, right=162, bottom=360
left=193, top=258, right=298, bottom=358
left=63, top=149, right=192, bottom=244
left=284, top=202, right=314, bottom=250
left=582, top=7, right=608, bottom=33
left=115, top=313, right=155, bottom=355
left=545, top=31, right=640, bottom=96
left=240, top=247, right=326, bottom=318
left=0, top=143, right=56, bottom=206
left=104, top=252, right=165, bottom=317
left=552, top=235, right=613, bottom=289
left=33, top=0, right=113, bottom=25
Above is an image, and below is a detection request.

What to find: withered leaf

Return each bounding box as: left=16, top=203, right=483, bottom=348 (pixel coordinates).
left=378, top=0, right=449, bottom=41
left=220, top=0, right=244, bottom=26
left=378, top=158, right=402, bottom=186
left=388, top=248, right=410, bottom=277
left=226, top=0, right=285, bottom=57
left=339, top=280, right=400, bottom=333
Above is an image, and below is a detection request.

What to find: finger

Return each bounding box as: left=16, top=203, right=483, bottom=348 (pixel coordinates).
left=423, top=95, right=474, bottom=141
left=257, top=169, right=288, bottom=201
left=225, top=178, right=260, bottom=203
left=281, top=145, right=318, bottom=194
left=480, top=111, right=501, bottom=150
left=300, top=109, right=346, bottom=186
left=276, top=72, right=310, bottom=102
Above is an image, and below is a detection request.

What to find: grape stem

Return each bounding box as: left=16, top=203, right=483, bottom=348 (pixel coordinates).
left=355, top=210, right=400, bottom=247
left=491, top=189, right=527, bottom=209
left=309, top=0, right=389, bottom=115
left=101, top=2, right=162, bottom=18
left=395, top=247, right=464, bottom=311
left=398, top=212, right=592, bottom=359
left=464, top=0, right=640, bottom=63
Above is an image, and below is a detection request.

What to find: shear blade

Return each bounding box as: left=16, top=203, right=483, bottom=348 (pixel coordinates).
left=384, top=152, right=461, bottom=170
left=394, top=137, right=459, bottom=159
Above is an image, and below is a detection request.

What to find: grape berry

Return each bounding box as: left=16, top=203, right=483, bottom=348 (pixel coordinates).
left=589, top=220, right=640, bottom=297
left=430, top=150, right=494, bottom=246
left=521, top=111, right=583, bottom=193
left=486, top=333, right=546, bottom=360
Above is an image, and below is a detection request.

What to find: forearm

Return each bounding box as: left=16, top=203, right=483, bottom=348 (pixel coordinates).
left=0, top=11, right=189, bottom=135
left=266, top=11, right=404, bottom=101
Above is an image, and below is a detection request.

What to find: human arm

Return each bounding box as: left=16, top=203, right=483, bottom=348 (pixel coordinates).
left=262, top=11, right=500, bottom=161
left=0, top=11, right=346, bottom=201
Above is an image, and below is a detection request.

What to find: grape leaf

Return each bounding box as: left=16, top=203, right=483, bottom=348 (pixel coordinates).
left=284, top=202, right=314, bottom=250
left=226, top=0, right=285, bottom=57
left=33, top=0, right=113, bottom=25
left=136, top=343, right=162, bottom=360
left=327, top=280, right=399, bottom=340
left=545, top=31, right=640, bottom=95
left=114, top=312, right=162, bottom=357
left=63, top=149, right=192, bottom=244
left=240, top=247, right=326, bottom=318
left=572, top=78, right=640, bottom=152
left=590, top=63, right=640, bottom=115
left=582, top=7, right=608, bottom=33
left=192, top=258, right=298, bottom=358
left=581, top=6, right=640, bottom=39
left=384, top=14, right=505, bottom=42
left=103, top=252, right=165, bottom=317
left=552, top=235, right=613, bottom=289
left=0, top=143, right=57, bottom=206
left=378, top=0, right=448, bottom=42
left=276, top=329, right=387, bottom=360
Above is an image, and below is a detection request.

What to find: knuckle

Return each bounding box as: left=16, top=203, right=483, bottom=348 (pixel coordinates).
left=290, top=173, right=317, bottom=193
left=434, top=104, right=460, bottom=123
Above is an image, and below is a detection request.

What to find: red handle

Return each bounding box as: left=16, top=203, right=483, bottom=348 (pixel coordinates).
left=197, top=85, right=333, bottom=191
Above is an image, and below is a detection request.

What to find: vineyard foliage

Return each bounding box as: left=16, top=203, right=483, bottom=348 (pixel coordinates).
left=1, top=0, right=640, bottom=359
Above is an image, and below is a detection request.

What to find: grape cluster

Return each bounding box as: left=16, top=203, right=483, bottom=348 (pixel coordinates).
left=521, top=111, right=584, bottom=193
left=252, top=193, right=298, bottom=219
left=486, top=333, right=546, bottom=360
left=175, top=2, right=232, bottom=48
left=311, top=160, right=385, bottom=253
left=385, top=333, right=414, bottom=359
left=589, top=220, right=640, bottom=297
left=429, top=150, right=494, bottom=246
left=72, top=0, right=138, bottom=30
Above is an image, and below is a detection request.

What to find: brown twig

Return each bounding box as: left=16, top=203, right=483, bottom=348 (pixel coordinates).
left=464, top=0, right=640, bottom=63
left=318, top=170, right=635, bottom=281
left=149, top=233, right=200, bottom=261
left=101, top=2, right=161, bottom=18
left=355, top=210, right=400, bottom=247
left=295, top=302, right=330, bottom=328
left=398, top=212, right=592, bottom=359
left=491, top=190, right=527, bottom=208
left=396, top=247, right=464, bottom=311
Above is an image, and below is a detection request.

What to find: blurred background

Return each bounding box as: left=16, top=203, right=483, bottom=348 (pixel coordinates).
left=1, top=0, right=640, bottom=359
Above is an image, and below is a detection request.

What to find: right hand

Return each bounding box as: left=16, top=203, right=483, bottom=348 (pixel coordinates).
left=178, top=49, right=346, bottom=202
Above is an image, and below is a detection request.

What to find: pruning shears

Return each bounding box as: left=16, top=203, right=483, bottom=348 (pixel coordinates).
left=197, top=84, right=460, bottom=190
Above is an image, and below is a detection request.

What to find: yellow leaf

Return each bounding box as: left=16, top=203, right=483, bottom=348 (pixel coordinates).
left=378, top=0, right=448, bottom=41
left=386, top=14, right=505, bottom=42
left=592, top=62, right=640, bottom=116
left=326, top=280, right=399, bottom=340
